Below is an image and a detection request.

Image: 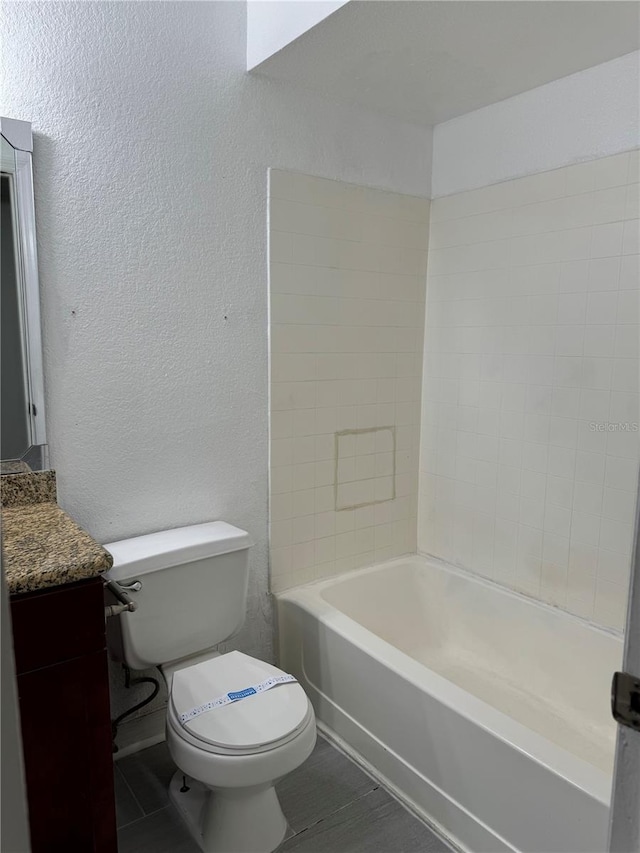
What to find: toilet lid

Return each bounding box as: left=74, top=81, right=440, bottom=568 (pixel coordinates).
left=170, top=651, right=310, bottom=751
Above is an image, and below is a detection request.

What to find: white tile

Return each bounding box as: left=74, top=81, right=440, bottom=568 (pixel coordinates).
left=586, top=291, right=619, bottom=325
left=555, top=326, right=584, bottom=357
left=618, top=254, right=639, bottom=290
left=519, top=497, right=545, bottom=529
left=625, top=181, right=640, bottom=219
left=315, top=460, right=334, bottom=487
left=602, top=487, right=636, bottom=524
left=610, top=391, right=640, bottom=424
left=544, top=504, right=571, bottom=538
left=315, top=486, right=334, bottom=513
left=271, top=520, right=292, bottom=548
left=270, top=163, right=637, bottom=621
left=271, top=410, right=293, bottom=439
left=599, top=517, right=633, bottom=555
left=271, top=438, right=293, bottom=467
left=590, top=222, right=624, bottom=258
left=614, top=325, right=639, bottom=359
left=540, top=561, right=568, bottom=607
left=570, top=510, right=601, bottom=547
left=605, top=455, right=639, bottom=492
left=573, top=481, right=603, bottom=516
left=597, top=548, right=631, bottom=586
left=569, top=541, right=598, bottom=574
left=592, top=186, right=627, bottom=225
left=594, top=580, right=627, bottom=630
left=581, top=358, right=614, bottom=391
left=577, top=418, right=608, bottom=454
left=579, top=389, right=611, bottom=422
left=575, top=450, right=606, bottom=485
left=559, top=259, right=589, bottom=292
left=292, top=515, right=315, bottom=544
left=496, top=489, right=520, bottom=522
left=617, top=289, right=640, bottom=325
left=551, top=386, right=580, bottom=418
left=622, top=219, right=640, bottom=255
left=612, top=358, right=639, bottom=392
left=521, top=469, right=546, bottom=501
left=546, top=475, right=574, bottom=509
left=271, top=493, right=293, bottom=522
left=291, top=488, right=316, bottom=518
left=293, top=409, right=316, bottom=437
left=293, top=436, right=316, bottom=465
left=557, top=292, right=587, bottom=323
left=592, top=152, right=630, bottom=189
left=548, top=416, right=578, bottom=448
left=587, top=257, right=620, bottom=291
left=606, top=426, right=640, bottom=460
left=565, top=162, right=595, bottom=196
left=519, top=525, right=543, bottom=557
left=292, top=462, right=316, bottom=491
left=584, top=325, right=615, bottom=358
left=542, top=532, right=570, bottom=568
left=554, top=357, right=583, bottom=388
left=545, top=446, right=574, bottom=480
left=271, top=465, right=293, bottom=495
left=528, top=294, right=558, bottom=324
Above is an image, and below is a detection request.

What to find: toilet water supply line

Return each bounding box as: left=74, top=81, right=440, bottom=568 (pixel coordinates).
left=102, top=577, right=161, bottom=752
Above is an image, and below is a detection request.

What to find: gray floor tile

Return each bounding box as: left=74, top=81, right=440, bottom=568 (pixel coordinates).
left=114, top=765, right=144, bottom=829
left=117, top=742, right=177, bottom=815
left=276, top=735, right=376, bottom=833
left=280, top=788, right=451, bottom=853
left=116, top=737, right=451, bottom=853
left=117, top=805, right=200, bottom=853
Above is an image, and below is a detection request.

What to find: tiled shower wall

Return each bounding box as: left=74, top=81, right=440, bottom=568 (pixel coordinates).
left=269, top=170, right=429, bottom=592
left=419, top=150, right=639, bottom=631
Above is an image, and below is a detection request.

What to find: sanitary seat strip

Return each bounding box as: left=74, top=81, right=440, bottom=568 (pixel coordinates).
left=179, top=674, right=297, bottom=724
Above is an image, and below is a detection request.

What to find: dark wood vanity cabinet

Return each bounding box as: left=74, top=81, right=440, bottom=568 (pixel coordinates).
left=10, top=576, right=117, bottom=852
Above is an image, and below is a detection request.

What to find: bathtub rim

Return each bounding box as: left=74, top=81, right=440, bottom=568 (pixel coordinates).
left=275, top=552, right=618, bottom=808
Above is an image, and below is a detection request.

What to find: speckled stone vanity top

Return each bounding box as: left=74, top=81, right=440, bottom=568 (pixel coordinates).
left=1, top=471, right=113, bottom=595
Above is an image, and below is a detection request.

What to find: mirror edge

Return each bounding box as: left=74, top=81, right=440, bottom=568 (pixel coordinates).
left=1, top=117, right=48, bottom=474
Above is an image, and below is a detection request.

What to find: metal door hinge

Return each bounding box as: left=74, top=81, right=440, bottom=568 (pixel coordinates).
left=611, top=671, right=640, bottom=730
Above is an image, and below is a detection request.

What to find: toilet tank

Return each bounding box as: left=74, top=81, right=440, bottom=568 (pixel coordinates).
left=104, top=522, right=253, bottom=671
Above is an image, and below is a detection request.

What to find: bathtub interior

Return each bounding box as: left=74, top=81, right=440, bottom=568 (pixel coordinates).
left=319, top=557, right=623, bottom=775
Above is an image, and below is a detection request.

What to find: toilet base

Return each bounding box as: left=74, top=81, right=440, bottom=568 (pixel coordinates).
left=169, top=771, right=290, bottom=853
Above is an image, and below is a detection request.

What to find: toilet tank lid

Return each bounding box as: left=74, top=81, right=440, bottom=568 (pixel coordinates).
left=104, top=522, right=253, bottom=581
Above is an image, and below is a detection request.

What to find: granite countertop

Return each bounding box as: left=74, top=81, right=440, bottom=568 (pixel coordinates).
left=1, top=472, right=113, bottom=595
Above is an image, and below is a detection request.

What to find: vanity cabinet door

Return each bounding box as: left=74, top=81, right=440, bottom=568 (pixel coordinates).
left=11, top=578, right=117, bottom=853
left=17, top=649, right=117, bottom=853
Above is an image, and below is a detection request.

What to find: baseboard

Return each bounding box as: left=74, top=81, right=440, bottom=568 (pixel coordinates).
left=113, top=708, right=166, bottom=759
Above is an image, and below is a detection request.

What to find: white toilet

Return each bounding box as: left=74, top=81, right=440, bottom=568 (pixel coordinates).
left=104, top=521, right=316, bottom=853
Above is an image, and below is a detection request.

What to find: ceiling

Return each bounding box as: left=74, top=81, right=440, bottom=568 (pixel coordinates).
left=251, top=1, right=640, bottom=127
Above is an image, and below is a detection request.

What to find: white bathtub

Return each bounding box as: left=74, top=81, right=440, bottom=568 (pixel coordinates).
left=276, top=555, right=623, bottom=853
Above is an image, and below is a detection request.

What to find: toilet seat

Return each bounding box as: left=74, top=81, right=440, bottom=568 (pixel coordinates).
left=169, top=651, right=312, bottom=756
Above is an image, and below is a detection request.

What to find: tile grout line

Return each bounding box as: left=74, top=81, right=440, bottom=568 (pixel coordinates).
left=115, top=761, right=154, bottom=822
left=286, top=783, right=381, bottom=840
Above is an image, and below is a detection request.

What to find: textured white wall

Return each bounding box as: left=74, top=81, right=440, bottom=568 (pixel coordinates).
left=433, top=52, right=640, bottom=198
left=1, top=1, right=431, bottom=722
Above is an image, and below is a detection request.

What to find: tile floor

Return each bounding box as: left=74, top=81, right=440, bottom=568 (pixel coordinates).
left=115, top=734, right=452, bottom=852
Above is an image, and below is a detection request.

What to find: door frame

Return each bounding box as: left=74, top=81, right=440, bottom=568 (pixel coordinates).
left=609, top=473, right=640, bottom=853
